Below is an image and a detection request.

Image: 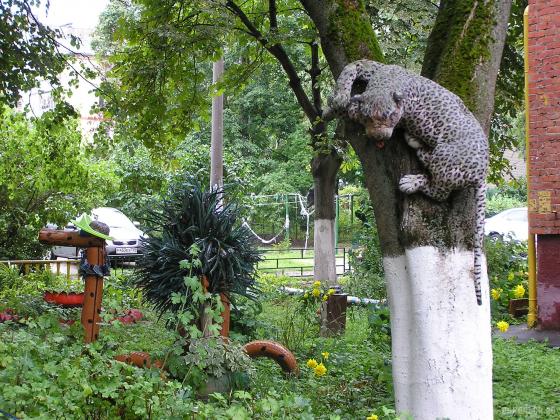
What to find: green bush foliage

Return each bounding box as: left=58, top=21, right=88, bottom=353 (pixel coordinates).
left=485, top=237, right=528, bottom=320
left=0, top=315, right=194, bottom=418
left=345, top=197, right=386, bottom=300
left=486, top=179, right=527, bottom=217
left=0, top=106, right=116, bottom=259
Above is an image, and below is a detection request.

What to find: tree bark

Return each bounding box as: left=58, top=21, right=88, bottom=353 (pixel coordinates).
left=312, top=148, right=342, bottom=285
left=302, top=0, right=511, bottom=417
left=422, top=0, right=513, bottom=133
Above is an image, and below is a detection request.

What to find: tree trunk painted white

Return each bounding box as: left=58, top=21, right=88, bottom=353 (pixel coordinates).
left=384, top=246, right=493, bottom=420
left=314, top=218, right=337, bottom=285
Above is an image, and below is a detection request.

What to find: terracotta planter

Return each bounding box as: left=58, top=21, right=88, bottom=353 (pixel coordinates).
left=43, top=291, right=85, bottom=307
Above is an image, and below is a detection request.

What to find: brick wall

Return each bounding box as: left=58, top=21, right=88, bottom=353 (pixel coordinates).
left=527, top=1, right=560, bottom=234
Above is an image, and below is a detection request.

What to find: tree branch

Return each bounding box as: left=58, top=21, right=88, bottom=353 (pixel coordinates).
left=225, top=0, right=318, bottom=122
left=269, top=0, right=278, bottom=31
left=309, top=40, right=322, bottom=114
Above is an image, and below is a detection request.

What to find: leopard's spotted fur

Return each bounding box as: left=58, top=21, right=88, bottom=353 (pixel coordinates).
left=326, top=60, right=488, bottom=305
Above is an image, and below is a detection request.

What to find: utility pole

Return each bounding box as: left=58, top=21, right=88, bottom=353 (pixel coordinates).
left=203, top=57, right=225, bottom=337
left=210, top=57, right=224, bottom=196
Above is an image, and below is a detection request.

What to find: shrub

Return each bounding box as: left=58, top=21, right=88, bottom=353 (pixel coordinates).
left=486, top=179, right=527, bottom=217
left=0, top=106, right=116, bottom=259
left=485, top=237, right=528, bottom=319
left=0, top=314, right=194, bottom=418
left=135, top=180, right=261, bottom=316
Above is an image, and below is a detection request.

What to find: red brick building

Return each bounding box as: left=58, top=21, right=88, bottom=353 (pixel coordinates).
left=527, top=1, right=560, bottom=329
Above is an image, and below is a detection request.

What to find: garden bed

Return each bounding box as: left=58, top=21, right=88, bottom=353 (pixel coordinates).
left=1, top=270, right=559, bottom=418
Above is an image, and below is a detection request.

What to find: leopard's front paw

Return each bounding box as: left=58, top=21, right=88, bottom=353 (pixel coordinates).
left=399, top=174, right=427, bottom=194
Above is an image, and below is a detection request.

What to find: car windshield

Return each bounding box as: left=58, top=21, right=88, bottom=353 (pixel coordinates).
left=93, top=209, right=136, bottom=229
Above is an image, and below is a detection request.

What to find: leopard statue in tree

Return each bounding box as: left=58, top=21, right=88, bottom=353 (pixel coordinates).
left=325, top=60, right=488, bottom=305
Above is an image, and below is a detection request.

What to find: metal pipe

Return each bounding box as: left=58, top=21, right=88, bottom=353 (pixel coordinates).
left=280, top=286, right=384, bottom=307
left=524, top=5, right=537, bottom=328
left=334, top=194, right=339, bottom=250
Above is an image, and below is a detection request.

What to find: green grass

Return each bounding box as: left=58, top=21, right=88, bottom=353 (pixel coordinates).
left=257, top=249, right=347, bottom=275
left=493, top=338, right=560, bottom=418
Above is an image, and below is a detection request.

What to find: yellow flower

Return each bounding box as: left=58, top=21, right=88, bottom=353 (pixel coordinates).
left=507, top=272, right=515, bottom=281
left=491, top=288, right=502, bottom=301
left=513, top=284, right=525, bottom=298
left=313, top=280, right=321, bottom=288
left=322, top=295, right=328, bottom=301
left=314, top=363, right=327, bottom=377
left=328, top=288, right=335, bottom=295
left=496, top=320, right=509, bottom=332
left=312, top=288, right=321, bottom=297
left=321, top=351, right=329, bottom=360
left=306, top=359, right=318, bottom=369
left=366, top=415, right=379, bottom=420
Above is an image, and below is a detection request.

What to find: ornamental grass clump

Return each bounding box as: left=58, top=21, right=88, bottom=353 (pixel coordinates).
left=135, top=181, right=261, bottom=317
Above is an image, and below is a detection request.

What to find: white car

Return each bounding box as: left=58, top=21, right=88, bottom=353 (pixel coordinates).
left=484, top=207, right=528, bottom=241
left=50, top=207, right=147, bottom=260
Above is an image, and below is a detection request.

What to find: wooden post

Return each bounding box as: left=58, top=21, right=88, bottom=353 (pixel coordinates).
left=320, top=292, right=348, bottom=336
left=219, top=293, right=230, bottom=337
left=38, top=229, right=104, bottom=248
left=199, top=276, right=231, bottom=338
left=38, top=228, right=106, bottom=343
left=81, top=246, right=105, bottom=343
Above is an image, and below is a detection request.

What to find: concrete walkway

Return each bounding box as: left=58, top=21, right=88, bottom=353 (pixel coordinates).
left=494, top=324, right=560, bottom=348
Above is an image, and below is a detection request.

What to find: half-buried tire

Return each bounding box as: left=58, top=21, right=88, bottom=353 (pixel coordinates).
left=242, top=340, right=299, bottom=375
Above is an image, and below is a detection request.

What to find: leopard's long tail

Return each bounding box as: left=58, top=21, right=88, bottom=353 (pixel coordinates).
left=473, top=183, right=487, bottom=305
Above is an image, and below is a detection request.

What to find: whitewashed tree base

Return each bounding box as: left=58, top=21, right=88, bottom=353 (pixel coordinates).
left=314, top=218, right=337, bottom=284
left=384, top=247, right=493, bottom=420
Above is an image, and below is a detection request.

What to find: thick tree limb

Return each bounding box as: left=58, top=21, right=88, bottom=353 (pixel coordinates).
left=422, top=0, right=513, bottom=133
left=226, top=0, right=318, bottom=121
left=269, top=0, right=278, bottom=30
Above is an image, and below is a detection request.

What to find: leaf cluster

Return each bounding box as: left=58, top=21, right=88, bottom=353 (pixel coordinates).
left=0, top=314, right=194, bottom=418
left=135, top=180, right=261, bottom=315
left=0, top=106, right=116, bottom=259
left=0, top=0, right=68, bottom=107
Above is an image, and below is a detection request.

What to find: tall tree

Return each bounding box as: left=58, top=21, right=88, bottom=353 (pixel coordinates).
left=301, top=0, right=511, bottom=417
left=96, top=0, right=344, bottom=332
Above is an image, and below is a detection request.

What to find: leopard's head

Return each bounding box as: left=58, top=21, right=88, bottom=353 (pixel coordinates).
left=348, top=90, right=404, bottom=140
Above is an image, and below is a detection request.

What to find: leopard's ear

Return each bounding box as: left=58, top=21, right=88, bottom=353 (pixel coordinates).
left=393, top=91, right=404, bottom=106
